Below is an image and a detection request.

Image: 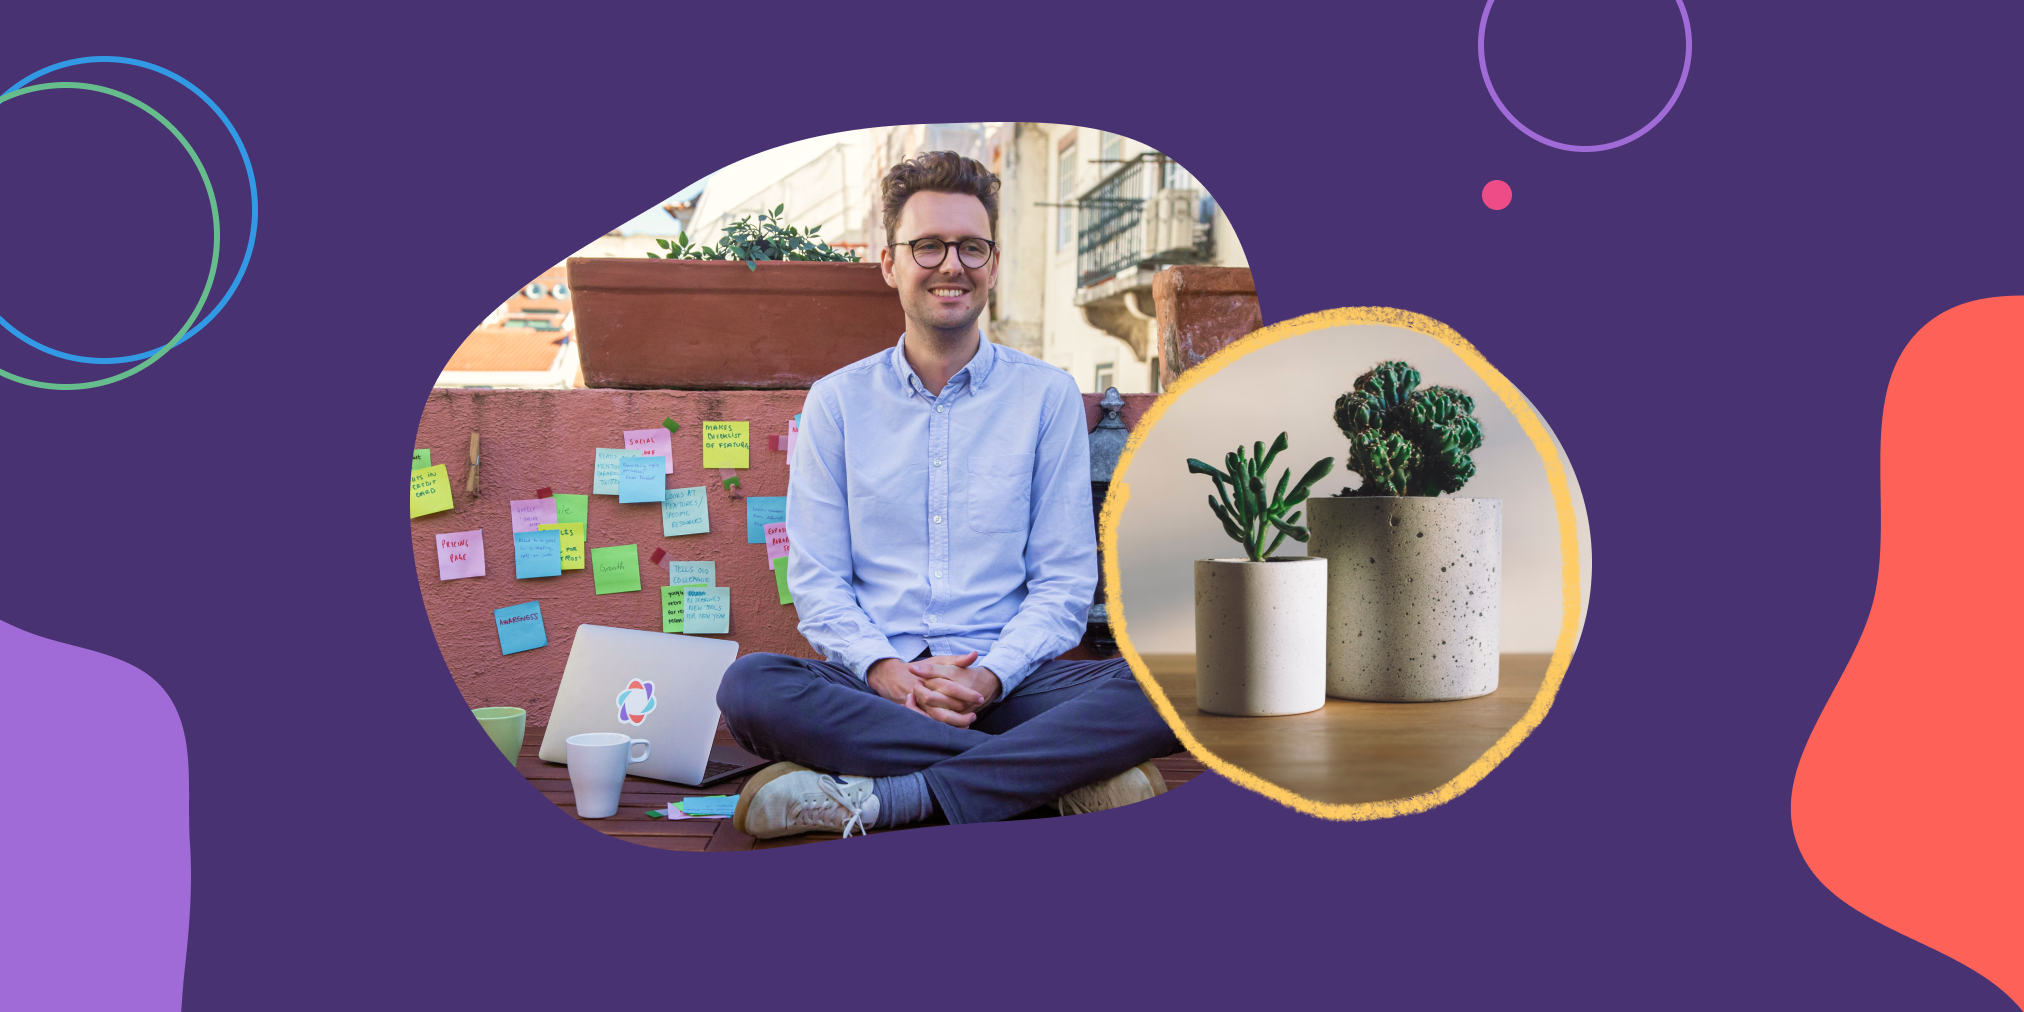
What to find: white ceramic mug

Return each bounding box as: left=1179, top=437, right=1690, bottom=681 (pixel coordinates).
left=565, top=732, right=651, bottom=819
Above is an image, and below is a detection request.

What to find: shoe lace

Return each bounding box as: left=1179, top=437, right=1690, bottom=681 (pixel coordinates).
left=791, top=777, right=872, bottom=838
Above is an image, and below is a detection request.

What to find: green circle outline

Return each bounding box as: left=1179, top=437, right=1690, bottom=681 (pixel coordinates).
left=0, top=82, right=220, bottom=390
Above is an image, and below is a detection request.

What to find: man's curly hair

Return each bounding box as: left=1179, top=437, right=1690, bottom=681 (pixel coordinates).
left=880, top=150, right=1000, bottom=242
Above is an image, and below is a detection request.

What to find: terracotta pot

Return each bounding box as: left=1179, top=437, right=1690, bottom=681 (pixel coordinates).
left=1192, top=556, right=1328, bottom=716
left=1153, top=266, right=1261, bottom=389
left=567, top=258, right=906, bottom=389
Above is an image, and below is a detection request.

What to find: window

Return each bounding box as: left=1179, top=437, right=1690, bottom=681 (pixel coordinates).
left=1094, top=362, right=1115, bottom=392
left=523, top=282, right=546, bottom=299
left=552, top=282, right=570, bottom=299
left=1100, top=131, right=1122, bottom=165
left=1056, top=139, right=1076, bottom=252
left=1150, top=356, right=1161, bottom=393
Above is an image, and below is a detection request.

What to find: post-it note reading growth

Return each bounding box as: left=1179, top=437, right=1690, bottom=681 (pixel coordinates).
left=436, top=529, right=485, bottom=580
left=661, top=486, right=709, bottom=536
left=551, top=493, right=588, bottom=526
left=665, top=560, right=715, bottom=588
left=701, top=421, right=750, bottom=469
left=660, top=583, right=706, bottom=633
left=410, top=464, right=455, bottom=518
left=764, top=522, right=790, bottom=561
left=683, top=587, right=731, bottom=634
left=592, top=448, right=645, bottom=495
left=493, top=601, right=547, bottom=655
left=513, top=530, right=563, bottom=579
left=538, top=522, right=585, bottom=570
left=509, top=497, right=558, bottom=533
left=617, top=455, right=664, bottom=504
left=773, top=556, right=794, bottom=605
left=622, top=427, right=674, bottom=474
left=591, top=544, right=642, bottom=594
left=745, top=497, right=785, bottom=543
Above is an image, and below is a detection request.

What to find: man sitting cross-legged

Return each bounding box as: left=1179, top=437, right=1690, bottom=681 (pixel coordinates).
left=719, top=150, right=1180, bottom=839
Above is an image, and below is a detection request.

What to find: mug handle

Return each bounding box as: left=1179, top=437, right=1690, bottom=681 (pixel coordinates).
left=627, top=738, right=651, bottom=764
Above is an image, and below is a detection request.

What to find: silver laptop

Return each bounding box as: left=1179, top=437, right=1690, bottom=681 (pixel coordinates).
left=537, top=624, right=766, bottom=786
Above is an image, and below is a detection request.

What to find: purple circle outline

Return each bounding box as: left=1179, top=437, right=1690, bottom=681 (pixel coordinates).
left=1478, top=0, right=1693, bottom=153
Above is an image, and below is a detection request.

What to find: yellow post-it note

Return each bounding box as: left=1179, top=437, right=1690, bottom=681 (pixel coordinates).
left=660, top=583, right=706, bottom=633
left=538, top=522, right=585, bottom=570
left=410, top=464, right=455, bottom=518
left=701, top=421, right=750, bottom=469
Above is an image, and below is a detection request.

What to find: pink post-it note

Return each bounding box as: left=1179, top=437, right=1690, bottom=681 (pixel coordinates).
left=509, top=497, right=558, bottom=533
left=436, top=529, right=486, bottom=580
left=623, top=427, right=674, bottom=474
left=786, top=419, right=799, bottom=464
left=764, top=522, right=790, bottom=561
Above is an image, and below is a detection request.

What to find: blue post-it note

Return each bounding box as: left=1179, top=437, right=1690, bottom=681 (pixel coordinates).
left=513, top=529, right=563, bottom=578
left=745, top=496, right=786, bottom=543
left=661, top=486, right=709, bottom=536
left=493, top=601, right=547, bottom=655
left=617, top=454, right=665, bottom=504
left=593, top=447, right=646, bottom=496
left=678, top=795, right=739, bottom=816
left=683, top=586, right=730, bottom=634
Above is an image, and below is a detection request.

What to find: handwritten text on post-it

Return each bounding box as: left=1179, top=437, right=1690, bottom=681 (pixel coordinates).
left=591, top=544, right=642, bottom=594
left=494, top=601, right=547, bottom=655
left=509, top=497, right=558, bottom=533
left=412, top=448, right=431, bottom=471
left=660, top=486, right=709, bottom=536
left=683, top=586, right=731, bottom=634
left=513, top=530, right=563, bottom=579
left=538, top=522, right=585, bottom=569
left=765, top=522, right=790, bottom=561
left=701, top=421, right=750, bottom=469
left=551, top=493, right=588, bottom=526
left=436, top=529, right=485, bottom=580
left=745, top=496, right=785, bottom=543
left=665, top=560, right=715, bottom=588
left=410, top=464, right=455, bottom=518
left=622, top=427, right=674, bottom=475
left=617, top=454, right=665, bottom=504
left=660, top=583, right=706, bottom=633
left=593, top=448, right=645, bottom=495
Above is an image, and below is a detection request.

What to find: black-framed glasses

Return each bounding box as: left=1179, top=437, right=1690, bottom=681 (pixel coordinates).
left=890, top=236, right=997, bottom=269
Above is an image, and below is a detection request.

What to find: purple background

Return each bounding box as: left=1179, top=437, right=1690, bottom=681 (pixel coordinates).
left=3, top=3, right=2019, bottom=1008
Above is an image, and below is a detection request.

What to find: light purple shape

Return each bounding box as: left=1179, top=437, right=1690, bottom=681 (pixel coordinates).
left=1478, top=0, right=1693, bottom=153
left=0, top=619, right=188, bottom=1009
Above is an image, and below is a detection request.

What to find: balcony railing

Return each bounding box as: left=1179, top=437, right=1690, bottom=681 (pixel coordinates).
left=1076, top=153, right=1213, bottom=288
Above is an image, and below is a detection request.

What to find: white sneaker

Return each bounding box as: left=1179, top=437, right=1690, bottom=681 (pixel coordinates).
left=732, top=763, right=881, bottom=839
left=1052, top=761, right=1169, bottom=816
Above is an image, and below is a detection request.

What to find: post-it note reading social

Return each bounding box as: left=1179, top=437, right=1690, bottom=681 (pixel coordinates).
left=622, top=427, right=674, bottom=474
left=410, top=464, right=455, bottom=518
left=701, top=421, right=749, bottom=469
left=661, top=486, right=709, bottom=536
left=592, top=448, right=645, bottom=495
left=493, top=601, right=547, bottom=655
left=683, top=586, right=731, bottom=634
left=590, top=544, right=642, bottom=594
left=617, top=454, right=664, bottom=504
left=745, top=496, right=785, bottom=543
left=436, top=529, right=485, bottom=580
left=513, top=529, right=563, bottom=579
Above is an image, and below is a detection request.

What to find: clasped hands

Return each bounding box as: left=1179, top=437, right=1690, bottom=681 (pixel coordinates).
left=868, top=651, right=1000, bottom=728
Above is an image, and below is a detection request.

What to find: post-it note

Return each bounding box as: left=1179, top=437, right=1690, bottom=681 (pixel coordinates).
left=513, top=529, right=563, bottom=579
left=617, top=455, right=664, bottom=504
left=702, top=421, right=750, bottom=469
left=593, top=448, right=646, bottom=495
left=551, top=493, right=588, bottom=526
left=764, top=521, right=790, bottom=561
left=665, top=560, right=715, bottom=589
left=436, top=529, right=485, bottom=580
left=683, top=586, right=730, bottom=634
left=494, top=601, right=547, bottom=655
left=591, top=544, right=642, bottom=594
left=745, top=496, right=786, bottom=543
left=773, top=556, right=793, bottom=605
left=660, top=583, right=706, bottom=633
left=678, top=794, right=738, bottom=816
left=661, top=486, right=709, bottom=536
left=538, top=522, right=585, bottom=570
left=510, top=497, right=558, bottom=533
left=623, top=427, right=674, bottom=475
left=786, top=419, right=798, bottom=463
left=412, top=448, right=431, bottom=471
left=410, top=464, right=455, bottom=518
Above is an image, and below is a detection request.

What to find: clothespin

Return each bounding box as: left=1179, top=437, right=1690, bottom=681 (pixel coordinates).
left=534, top=487, right=553, bottom=499
left=465, top=432, right=481, bottom=495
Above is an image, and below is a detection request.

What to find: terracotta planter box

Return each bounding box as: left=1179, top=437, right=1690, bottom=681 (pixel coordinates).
left=567, top=258, right=906, bottom=389
left=1154, top=265, right=1262, bottom=389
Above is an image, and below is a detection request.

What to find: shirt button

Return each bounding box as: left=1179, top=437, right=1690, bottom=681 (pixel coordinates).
left=933, top=516, right=943, bottom=524
left=935, top=406, right=944, bottom=413
left=933, top=460, right=942, bottom=467
left=934, top=572, right=943, bottom=579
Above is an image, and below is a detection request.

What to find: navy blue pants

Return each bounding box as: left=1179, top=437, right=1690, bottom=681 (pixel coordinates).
left=716, top=654, right=1181, bottom=825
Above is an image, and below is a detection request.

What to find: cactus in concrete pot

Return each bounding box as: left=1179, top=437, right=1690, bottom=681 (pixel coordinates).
left=1187, top=433, right=1334, bottom=562
left=1332, top=360, right=1482, bottom=497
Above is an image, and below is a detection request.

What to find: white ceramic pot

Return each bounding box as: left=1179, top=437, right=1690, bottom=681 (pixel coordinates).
left=1192, top=556, right=1328, bottom=716
left=1306, top=496, right=1501, bottom=702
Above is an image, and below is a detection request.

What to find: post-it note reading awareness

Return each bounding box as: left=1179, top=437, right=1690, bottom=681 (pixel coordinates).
left=494, top=601, right=547, bottom=655
left=410, top=464, right=455, bottom=518
left=702, top=421, right=750, bottom=469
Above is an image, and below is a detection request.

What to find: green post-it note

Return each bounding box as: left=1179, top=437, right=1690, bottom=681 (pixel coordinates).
left=412, top=448, right=430, bottom=470
left=683, top=586, right=730, bottom=634
left=552, top=493, right=588, bottom=526
left=410, top=464, right=455, bottom=518
left=660, top=583, right=706, bottom=633
left=590, top=545, right=642, bottom=594
left=773, top=556, right=793, bottom=605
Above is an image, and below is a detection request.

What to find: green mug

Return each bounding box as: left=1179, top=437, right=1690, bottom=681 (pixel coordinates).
left=473, top=706, right=527, bottom=764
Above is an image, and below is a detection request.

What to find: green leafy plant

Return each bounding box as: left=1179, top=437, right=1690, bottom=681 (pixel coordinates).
left=1187, top=433, right=1335, bottom=562
left=1331, top=361, right=1483, bottom=497
left=648, top=203, right=862, bottom=271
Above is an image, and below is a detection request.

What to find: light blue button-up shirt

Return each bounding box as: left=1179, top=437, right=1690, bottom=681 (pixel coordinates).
left=786, top=335, right=1095, bottom=696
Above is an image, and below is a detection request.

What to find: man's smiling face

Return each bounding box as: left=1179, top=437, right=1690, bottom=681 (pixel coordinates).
left=880, top=190, right=997, bottom=336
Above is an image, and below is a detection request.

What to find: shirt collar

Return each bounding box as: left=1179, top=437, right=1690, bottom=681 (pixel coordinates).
left=889, top=332, right=999, bottom=396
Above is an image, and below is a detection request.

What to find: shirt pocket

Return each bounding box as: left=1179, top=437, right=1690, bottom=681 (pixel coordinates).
left=966, top=453, right=1034, bottom=534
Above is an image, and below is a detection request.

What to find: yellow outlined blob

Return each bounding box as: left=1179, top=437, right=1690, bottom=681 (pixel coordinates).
left=1105, top=307, right=1587, bottom=820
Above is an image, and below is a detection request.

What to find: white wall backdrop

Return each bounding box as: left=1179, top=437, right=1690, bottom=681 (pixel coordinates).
left=1112, top=323, right=1591, bottom=655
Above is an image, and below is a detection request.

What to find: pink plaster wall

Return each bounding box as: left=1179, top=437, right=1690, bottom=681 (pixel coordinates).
left=413, top=388, right=1155, bottom=722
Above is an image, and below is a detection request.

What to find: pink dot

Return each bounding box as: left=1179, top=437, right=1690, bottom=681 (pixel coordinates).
left=1482, top=179, right=1512, bottom=210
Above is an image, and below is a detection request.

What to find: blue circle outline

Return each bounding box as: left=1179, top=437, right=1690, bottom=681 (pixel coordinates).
left=1, top=56, right=258, bottom=364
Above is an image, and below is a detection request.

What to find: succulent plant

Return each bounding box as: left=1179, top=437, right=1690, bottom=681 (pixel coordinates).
left=1188, top=433, right=1335, bottom=562
left=1332, top=361, right=1482, bottom=497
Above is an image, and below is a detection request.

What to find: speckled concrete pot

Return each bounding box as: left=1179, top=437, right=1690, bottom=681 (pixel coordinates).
left=1306, top=496, right=1501, bottom=702
left=1192, top=557, right=1327, bottom=716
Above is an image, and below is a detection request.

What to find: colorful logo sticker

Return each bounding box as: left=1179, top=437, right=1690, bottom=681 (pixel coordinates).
left=616, top=679, right=656, bottom=725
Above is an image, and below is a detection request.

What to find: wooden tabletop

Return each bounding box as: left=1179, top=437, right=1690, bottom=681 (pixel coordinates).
left=1138, top=653, right=1552, bottom=807
left=515, top=722, right=1208, bottom=850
